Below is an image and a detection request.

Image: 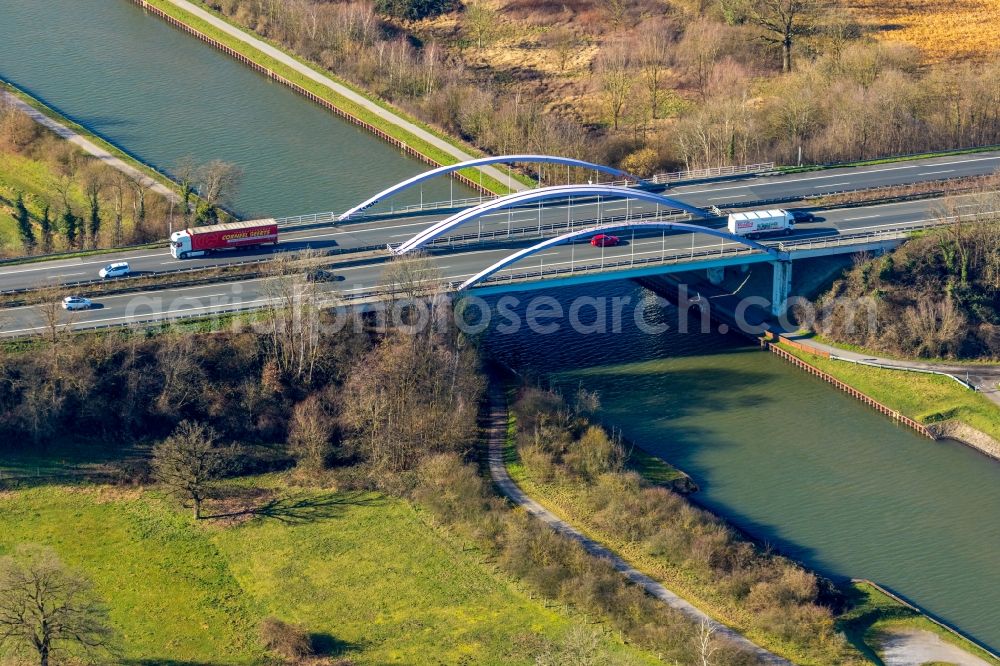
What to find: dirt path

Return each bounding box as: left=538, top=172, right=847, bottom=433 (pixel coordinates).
left=161, top=0, right=523, bottom=192
left=484, top=383, right=791, bottom=665
left=879, top=627, right=995, bottom=666
left=2, top=92, right=178, bottom=203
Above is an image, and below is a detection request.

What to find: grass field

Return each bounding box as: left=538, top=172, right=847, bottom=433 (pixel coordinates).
left=0, top=477, right=657, bottom=664
left=849, top=0, right=1000, bottom=62
left=778, top=344, right=1000, bottom=441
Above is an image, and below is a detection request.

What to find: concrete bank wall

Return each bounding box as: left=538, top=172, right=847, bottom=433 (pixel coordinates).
left=127, top=0, right=492, bottom=196
left=764, top=339, right=934, bottom=438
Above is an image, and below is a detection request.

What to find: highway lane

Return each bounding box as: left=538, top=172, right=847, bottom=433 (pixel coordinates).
left=0, top=196, right=966, bottom=336
left=668, top=152, right=1000, bottom=205
left=1, top=151, right=997, bottom=292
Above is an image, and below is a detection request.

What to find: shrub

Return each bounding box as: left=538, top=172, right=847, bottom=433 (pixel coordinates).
left=564, top=426, right=624, bottom=480
left=259, top=616, right=314, bottom=661
left=375, top=0, right=458, bottom=20
left=287, top=396, right=335, bottom=473
left=411, top=452, right=490, bottom=523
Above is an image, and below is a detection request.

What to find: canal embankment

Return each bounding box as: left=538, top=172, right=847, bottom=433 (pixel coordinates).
left=129, top=0, right=517, bottom=196
left=1, top=80, right=179, bottom=202
left=634, top=267, right=1000, bottom=461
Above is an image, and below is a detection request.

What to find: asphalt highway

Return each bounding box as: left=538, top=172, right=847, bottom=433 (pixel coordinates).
left=3, top=149, right=999, bottom=294
left=0, top=194, right=973, bottom=336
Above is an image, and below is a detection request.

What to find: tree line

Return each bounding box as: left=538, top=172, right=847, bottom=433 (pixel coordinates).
left=0, top=96, right=243, bottom=257
left=203, top=0, right=1000, bottom=181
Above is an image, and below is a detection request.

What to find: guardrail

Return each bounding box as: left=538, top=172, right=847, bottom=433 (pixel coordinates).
left=473, top=213, right=990, bottom=288
left=831, top=355, right=976, bottom=390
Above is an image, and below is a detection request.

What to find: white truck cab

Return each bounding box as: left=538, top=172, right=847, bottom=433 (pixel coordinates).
left=169, top=230, right=202, bottom=259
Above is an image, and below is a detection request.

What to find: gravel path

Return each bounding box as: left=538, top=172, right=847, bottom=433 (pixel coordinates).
left=162, top=0, right=524, bottom=192
left=485, top=383, right=791, bottom=665
left=2, top=92, right=178, bottom=202
left=879, top=627, right=994, bottom=666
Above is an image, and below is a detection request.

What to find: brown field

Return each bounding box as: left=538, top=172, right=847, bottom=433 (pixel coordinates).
left=849, top=0, right=1000, bottom=62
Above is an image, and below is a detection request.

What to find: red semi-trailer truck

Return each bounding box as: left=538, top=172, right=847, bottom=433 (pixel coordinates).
left=169, top=219, right=278, bottom=259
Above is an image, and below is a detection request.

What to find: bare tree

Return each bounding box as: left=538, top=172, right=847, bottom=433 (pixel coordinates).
left=380, top=252, right=444, bottom=302
left=694, top=618, right=719, bottom=666
left=196, top=159, right=244, bottom=210
left=151, top=421, right=227, bottom=519
left=0, top=545, right=114, bottom=666
left=597, top=45, right=634, bottom=131
left=600, top=0, right=630, bottom=27
left=33, top=284, right=76, bottom=356
left=464, top=2, right=500, bottom=50
left=543, top=28, right=578, bottom=72
left=638, top=29, right=671, bottom=119
left=748, top=0, right=826, bottom=73
left=287, top=395, right=335, bottom=472
left=258, top=253, right=325, bottom=385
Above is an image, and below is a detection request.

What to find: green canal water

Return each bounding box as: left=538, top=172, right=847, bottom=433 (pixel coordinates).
left=484, top=282, right=1000, bottom=651
left=0, top=0, right=471, bottom=218
left=2, top=0, right=998, bottom=653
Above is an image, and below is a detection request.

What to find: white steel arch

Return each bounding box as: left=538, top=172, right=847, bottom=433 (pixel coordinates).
left=393, top=184, right=706, bottom=255
left=339, top=155, right=643, bottom=221
left=457, top=220, right=783, bottom=290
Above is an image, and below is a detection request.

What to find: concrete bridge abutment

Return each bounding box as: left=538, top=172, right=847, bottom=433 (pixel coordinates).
left=771, top=260, right=792, bottom=317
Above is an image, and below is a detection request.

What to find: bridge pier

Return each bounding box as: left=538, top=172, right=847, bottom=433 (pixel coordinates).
left=771, top=260, right=792, bottom=317
left=707, top=266, right=725, bottom=285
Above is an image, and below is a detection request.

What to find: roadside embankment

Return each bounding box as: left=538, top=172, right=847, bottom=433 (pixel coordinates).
left=129, top=0, right=516, bottom=196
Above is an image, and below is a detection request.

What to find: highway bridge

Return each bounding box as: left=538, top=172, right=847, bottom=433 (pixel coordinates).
left=0, top=151, right=998, bottom=336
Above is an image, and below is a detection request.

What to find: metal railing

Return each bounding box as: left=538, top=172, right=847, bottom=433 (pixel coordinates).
left=336, top=162, right=775, bottom=220
left=474, top=213, right=992, bottom=288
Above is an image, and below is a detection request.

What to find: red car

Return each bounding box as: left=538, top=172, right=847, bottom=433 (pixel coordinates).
left=590, top=234, right=620, bottom=247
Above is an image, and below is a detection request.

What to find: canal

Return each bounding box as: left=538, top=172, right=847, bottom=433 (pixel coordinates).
left=0, top=0, right=471, bottom=218
left=483, top=282, right=1000, bottom=651
left=2, top=0, right=998, bottom=654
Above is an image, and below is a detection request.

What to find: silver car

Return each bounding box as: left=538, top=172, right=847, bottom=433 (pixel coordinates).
left=99, top=261, right=130, bottom=279
left=61, top=296, right=93, bottom=311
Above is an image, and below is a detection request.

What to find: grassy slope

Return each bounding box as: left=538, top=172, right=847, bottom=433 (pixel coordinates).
left=141, top=0, right=530, bottom=195
left=778, top=343, right=1000, bottom=441
left=0, top=152, right=88, bottom=253
left=0, top=479, right=656, bottom=665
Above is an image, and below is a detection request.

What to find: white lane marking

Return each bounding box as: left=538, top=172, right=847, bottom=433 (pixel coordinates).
left=0, top=251, right=168, bottom=275
left=61, top=272, right=87, bottom=277
left=842, top=214, right=881, bottom=221
left=2, top=297, right=276, bottom=334
left=816, top=182, right=849, bottom=188
left=918, top=169, right=955, bottom=176
left=708, top=195, right=742, bottom=200
left=676, top=154, right=1000, bottom=196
